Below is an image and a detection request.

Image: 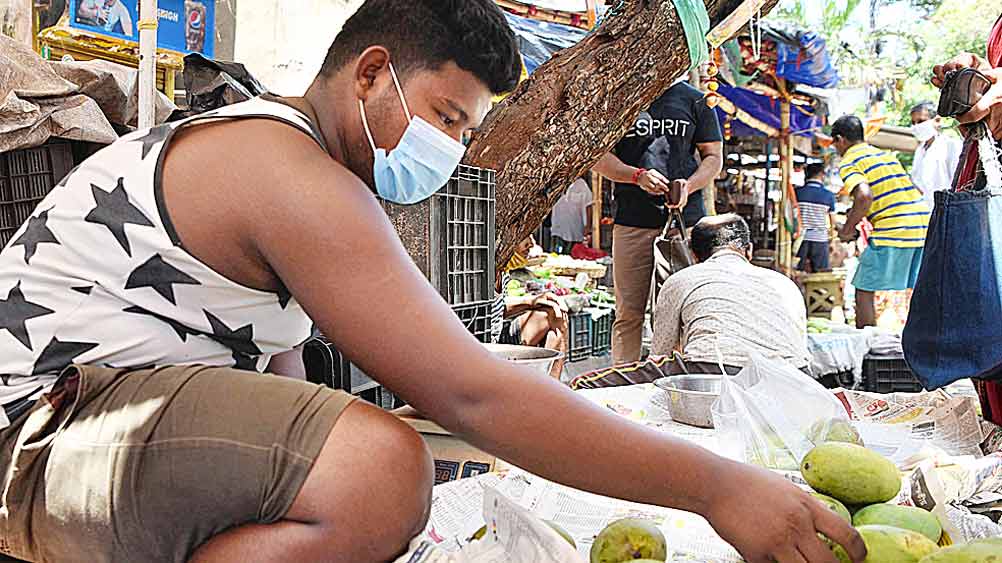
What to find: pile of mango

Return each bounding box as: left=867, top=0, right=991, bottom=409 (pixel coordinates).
left=802, top=441, right=1001, bottom=562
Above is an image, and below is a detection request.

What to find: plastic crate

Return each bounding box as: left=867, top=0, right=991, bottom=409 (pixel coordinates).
left=861, top=355, right=924, bottom=394
left=452, top=300, right=495, bottom=344
left=384, top=165, right=495, bottom=305
left=591, top=308, right=614, bottom=356
left=303, top=300, right=497, bottom=407
left=0, top=141, right=75, bottom=248
left=568, top=311, right=593, bottom=363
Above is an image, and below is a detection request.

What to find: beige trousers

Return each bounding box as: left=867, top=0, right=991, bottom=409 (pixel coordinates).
left=612, top=224, right=660, bottom=364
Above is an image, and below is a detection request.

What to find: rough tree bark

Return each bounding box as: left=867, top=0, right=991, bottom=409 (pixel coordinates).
left=466, top=0, right=779, bottom=271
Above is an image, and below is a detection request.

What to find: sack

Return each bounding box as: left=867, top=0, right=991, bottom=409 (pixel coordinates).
left=711, top=353, right=853, bottom=470
left=903, top=127, right=1002, bottom=389
left=650, top=208, right=696, bottom=325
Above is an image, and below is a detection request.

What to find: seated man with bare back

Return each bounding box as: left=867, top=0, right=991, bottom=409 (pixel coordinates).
left=0, top=1, right=864, bottom=562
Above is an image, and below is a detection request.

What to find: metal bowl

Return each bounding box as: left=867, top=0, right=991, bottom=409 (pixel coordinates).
left=482, top=344, right=563, bottom=377
left=654, top=375, right=723, bottom=428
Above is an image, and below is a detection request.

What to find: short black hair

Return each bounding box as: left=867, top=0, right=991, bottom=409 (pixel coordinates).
left=831, top=115, right=865, bottom=143
left=691, top=214, right=752, bottom=262
left=910, top=102, right=937, bottom=119
left=805, top=163, right=826, bottom=180
left=321, top=0, right=521, bottom=95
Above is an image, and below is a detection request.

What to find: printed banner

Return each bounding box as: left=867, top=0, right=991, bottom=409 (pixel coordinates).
left=69, top=0, right=215, bottom=57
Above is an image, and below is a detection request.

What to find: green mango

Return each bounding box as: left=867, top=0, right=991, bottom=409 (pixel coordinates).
left=812, top=492, right=852, bottom=523
left=919, top=537, right=1002, bottom=562
left=809, top=417, right=865, bottom=446
left=853, top=504, right=942, bottom=543
left=801, top=443, right=901, bottom=505
left=545, top=520, right=576, bottom=549
left=845, top=525, right=940, bottom=563
left=590, top=518, right=667, bottom=563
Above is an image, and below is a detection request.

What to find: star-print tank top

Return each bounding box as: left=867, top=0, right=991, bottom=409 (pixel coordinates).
left=0, top=97, right=323, bottom=424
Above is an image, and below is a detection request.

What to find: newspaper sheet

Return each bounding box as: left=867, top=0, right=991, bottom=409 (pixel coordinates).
left=396, top=487, right=583, bottom=563
left=835, top=389, right=984, bottom=465
left=909, top=458, right=1002, bottom=543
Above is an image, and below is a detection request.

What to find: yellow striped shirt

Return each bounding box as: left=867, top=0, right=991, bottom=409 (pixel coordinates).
left=839, top=143, right=929, bottom=248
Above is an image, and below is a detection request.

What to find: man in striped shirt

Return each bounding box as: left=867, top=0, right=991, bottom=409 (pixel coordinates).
left=795, top=163, right=837, bottom=272
left=832, top=115, right=930, bottom=328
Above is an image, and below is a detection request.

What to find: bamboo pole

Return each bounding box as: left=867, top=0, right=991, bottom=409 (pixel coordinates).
left=778, top=96, right=792, bottom=271
left=137, top=0, right=158, bottom=130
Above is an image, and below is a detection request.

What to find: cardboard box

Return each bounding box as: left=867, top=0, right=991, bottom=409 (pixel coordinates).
left=397, top=412, right=498, bottom=485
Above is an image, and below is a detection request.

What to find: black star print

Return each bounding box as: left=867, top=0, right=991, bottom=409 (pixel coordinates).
left=0, top=282, right=54, bottom=350
left=13, top=209, right=60, bottom=264
left=135, top=124, right=172, bottom=160
left=71, top=285, right=93, bottom=295
left=125, top=255, right=200, bottom=305
left=85, top=178, right=155, bottom=257
left=277, top=284, right=293, bottom=309
left=32, top=337, right=99, bottom=376
left=124, top=305, right=201, bottom=342
left=204, top=310, right=262, bottom=370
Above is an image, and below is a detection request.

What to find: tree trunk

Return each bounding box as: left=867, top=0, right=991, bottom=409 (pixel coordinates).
left=466, top=0, right=779, bottom=271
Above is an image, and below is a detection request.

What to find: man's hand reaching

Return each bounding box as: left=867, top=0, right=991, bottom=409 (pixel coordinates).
left=704, top=461, right=867, bottom=563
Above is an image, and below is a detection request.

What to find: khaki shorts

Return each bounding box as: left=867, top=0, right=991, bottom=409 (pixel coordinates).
left=0, top=364, right=356, bottom=563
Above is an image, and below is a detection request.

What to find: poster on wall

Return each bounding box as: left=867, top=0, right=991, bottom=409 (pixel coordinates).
left=68, top=0, right=215, bottom=57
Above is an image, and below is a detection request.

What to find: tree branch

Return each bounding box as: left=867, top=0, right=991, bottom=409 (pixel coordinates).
left=466, top=0, right=780, bottom=269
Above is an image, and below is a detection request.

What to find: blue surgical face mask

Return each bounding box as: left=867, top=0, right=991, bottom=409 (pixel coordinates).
left=359, top=63, right=467, bottom=204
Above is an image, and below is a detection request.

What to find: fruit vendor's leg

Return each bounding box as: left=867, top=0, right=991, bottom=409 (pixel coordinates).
left=517, top=311, right=550, bottom=347
left=611, top=225, right=659, bottom=364
left=0, top=365, right=432, bottom=563
left=192, top=401, right=433, bottom=563
left=543, top=314, right=568, bottom=379
left=856, top=289, right=876, bottom=328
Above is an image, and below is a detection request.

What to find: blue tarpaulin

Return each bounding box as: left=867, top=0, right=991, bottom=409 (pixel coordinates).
left=504, top=12, right=588, bottom=74
left=769, top=26, right=841, bottom=88
left=715, top=80, right=821, bottom=138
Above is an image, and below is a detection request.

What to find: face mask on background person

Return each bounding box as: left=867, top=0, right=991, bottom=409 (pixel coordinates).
left=358, top=62, right=467, bottom=205
left=911, top=119, right=938, bottom=143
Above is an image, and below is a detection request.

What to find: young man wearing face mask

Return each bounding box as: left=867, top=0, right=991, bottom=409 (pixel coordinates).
left=910, top=102, right=963, bottom=209
left=0, top=2, right=865, bottom=562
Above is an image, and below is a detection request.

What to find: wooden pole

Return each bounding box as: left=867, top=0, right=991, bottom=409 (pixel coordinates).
left=138, top=0, right=158, bottom=130
left=591, top=171, right=603, bottom=250
left=778, top=96, right=793, bottom=271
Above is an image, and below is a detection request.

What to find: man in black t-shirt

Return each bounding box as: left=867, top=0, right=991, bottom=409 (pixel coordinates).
left=594, top=80, right=723, bottom=364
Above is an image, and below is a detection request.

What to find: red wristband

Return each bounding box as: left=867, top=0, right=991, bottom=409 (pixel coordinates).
left=632, top=168, right=647, bottom=185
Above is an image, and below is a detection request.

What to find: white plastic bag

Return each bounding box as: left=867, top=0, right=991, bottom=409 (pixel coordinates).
left=711, top=353, right=854, bottom=470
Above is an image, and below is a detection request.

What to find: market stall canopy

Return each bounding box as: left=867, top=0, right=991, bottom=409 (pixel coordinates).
left=715, top=80, right=821, bottom=139
left=504, top=11, right=588, bottom=75
left=725, top=21, right=840, bottom=90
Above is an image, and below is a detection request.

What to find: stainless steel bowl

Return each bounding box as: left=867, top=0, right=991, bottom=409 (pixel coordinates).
left=654, top=375, right=723, bottom=428
left=483, top=344, right=563, bottom=377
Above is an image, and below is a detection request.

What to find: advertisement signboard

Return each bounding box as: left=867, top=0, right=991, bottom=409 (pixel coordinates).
left=68, top=0, right=215, bottom=57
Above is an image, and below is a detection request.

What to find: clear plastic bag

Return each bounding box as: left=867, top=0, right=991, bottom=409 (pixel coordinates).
left=711, top=353, right=855, bottom=470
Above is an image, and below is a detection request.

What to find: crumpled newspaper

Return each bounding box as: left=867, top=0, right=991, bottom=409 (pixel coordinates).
left=0, top=34, right=117, bottom=152
left=49, top=59, right=176, bottom=128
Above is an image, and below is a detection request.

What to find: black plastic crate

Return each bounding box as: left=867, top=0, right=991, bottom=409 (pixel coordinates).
left=0, top=141, right=76, bottom=248
left=591, top=309, right=614, bottom=356
left=861, top=355, right=924, bottom=394
left=453, top=300, right=494, bottom=344
left=568, top=311, right=593, bottom=363
left=383, top=165, right=495, bottom=306
left=303, top=300, right=497, bottom=407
